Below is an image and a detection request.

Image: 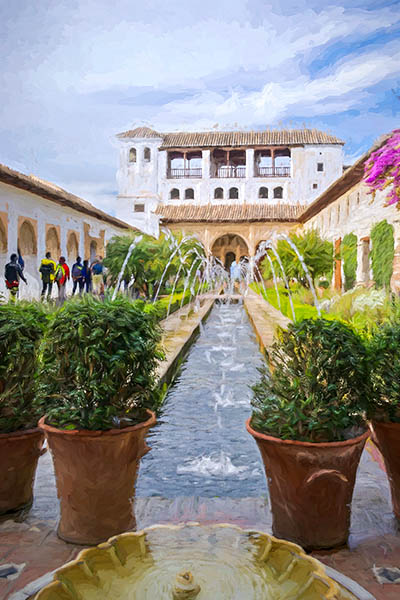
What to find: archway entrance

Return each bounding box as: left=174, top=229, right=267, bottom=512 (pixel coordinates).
left=211, top=234, right=249, bottom=270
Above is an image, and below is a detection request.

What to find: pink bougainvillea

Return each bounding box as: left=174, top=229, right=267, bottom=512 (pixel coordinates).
left=364, top=129, right=400, bottom=207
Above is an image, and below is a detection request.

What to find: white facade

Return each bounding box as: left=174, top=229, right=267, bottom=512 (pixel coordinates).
left=0, top=179, right=130, bottom=300
left=115, top=129, right=343, bottom=235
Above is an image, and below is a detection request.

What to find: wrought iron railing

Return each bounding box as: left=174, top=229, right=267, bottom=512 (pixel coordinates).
left=256, top=166, right=290, bottom=177
left=167, top=168, right=202, bottom=179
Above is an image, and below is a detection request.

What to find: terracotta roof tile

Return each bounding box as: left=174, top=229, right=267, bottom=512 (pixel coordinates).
left=159, top=129, right=344, bottom=149
left=0, top=164, right=133, bottom=230
left=117, top=126, right=162, bottom=139
left=155, top=203, right=304, bottom=223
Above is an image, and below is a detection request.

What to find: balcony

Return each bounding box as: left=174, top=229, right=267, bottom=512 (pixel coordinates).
left=167, top=168, right=202, bottom=179
left=213, top=166, right=246, bottom=178
left=256, top=166, right=290, bottom=177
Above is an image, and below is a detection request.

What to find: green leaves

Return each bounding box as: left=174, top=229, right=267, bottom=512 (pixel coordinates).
left=368, top=319, right=400, bottom=422
left=261, top=229, right=333, bottom=288
left=370, top=220, right=395, bottom=289
left=251, top=318, right=369, bottom=442
left=0, top=302, right=48, bottom=433
left=36, top=295, right=163, bottom=431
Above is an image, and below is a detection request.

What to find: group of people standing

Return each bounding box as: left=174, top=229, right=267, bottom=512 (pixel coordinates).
left=4, top=251, right=104, bottom=303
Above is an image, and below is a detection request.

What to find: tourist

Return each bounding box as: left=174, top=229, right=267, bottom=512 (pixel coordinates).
left=17, top=248, right=24, bottom=272
left=82, top=259, right=92, bottom=293
left=91, top=256, right=104, bottom=296
left=4, top=253, right=27, bottom=301
left=71, top=256, right=85, bottom=295
left=39, top=252, right=57, bottom=299
left=55, top=256, right=70, bottom=305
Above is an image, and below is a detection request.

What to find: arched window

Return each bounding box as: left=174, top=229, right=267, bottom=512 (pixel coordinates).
left=129, top=148, right=136, bottom=163
left=214, top=187, right=223, bottom=199
left=144, top=147, right=151, bottom=162
left=170, top=188, right=180, bottom=200
left=229, top=187, right=239, bottom=199
left=259, top=187, right=268, bottom=199
left=185, top=188, right=194, bottom=200
left=18, top=220, right=37, bottom=255
left=273, top=186, right=283, bottom=199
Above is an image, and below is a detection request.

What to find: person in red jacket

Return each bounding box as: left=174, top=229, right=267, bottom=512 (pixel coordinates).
left=55, top=256, right=70, bottom=305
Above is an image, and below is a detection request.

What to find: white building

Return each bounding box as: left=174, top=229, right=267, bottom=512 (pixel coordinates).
left=0, top=163, right=133, bottom=299
left=115, top=127, right=344, bottom=235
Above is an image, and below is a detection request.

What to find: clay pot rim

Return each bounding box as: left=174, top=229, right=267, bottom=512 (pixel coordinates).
left=246, top=418, right=369, bottom=448
left=0, top=426, right=44, bottom=441
left=38, top=410, right=156, bottom=438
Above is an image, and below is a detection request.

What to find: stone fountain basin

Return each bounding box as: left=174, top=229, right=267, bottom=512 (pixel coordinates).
left=33, top=524, right=367, bottom=600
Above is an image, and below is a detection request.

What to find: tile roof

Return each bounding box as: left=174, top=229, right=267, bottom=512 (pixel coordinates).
left=0, top=164, right=133, bottom=230
left=298, top=133, right=392, bottom=223
left=117, top=126, right=162, bottom=139
left=155, top=203, right=304, bottom=223
left=159, top=129, right=344, bottom=149
left=116, top=127, right=344, bottom=148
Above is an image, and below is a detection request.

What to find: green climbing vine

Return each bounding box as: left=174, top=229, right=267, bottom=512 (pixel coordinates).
left=370, top=220, right=394, bottom=289
left=341, top=233, right=357, bottom=291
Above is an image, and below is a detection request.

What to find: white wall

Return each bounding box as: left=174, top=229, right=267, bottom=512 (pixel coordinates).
left=0, top=182, right=127, bottom=300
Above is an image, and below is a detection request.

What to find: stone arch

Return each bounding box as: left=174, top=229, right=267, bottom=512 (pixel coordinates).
left=18, top=220, right=37, bottom=255
left=90, top=240, right=98, bottom=262
left=144, top=147, right=151, bottom=162
left=67, top=231, right=79, bottom=264
left=211, top=233, right=249, bottom=268
left=185, top=188, right=194, bottom=200
left=46, top=226, right=60, bottom=259
left=129, top=148, right=137, bottom=163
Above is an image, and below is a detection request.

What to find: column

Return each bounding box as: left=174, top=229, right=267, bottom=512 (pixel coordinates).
left=202, top=150, right=210, bottom=179
left=356, top=237, right=370, bottom=286
left=246, top=149, right=255, bottom=178
left=271, top=149, right=275, bottom=175
left=334, top=238, right=342, bottom=291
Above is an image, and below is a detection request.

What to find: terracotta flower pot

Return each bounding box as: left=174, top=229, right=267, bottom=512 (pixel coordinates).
left=0, top=427, right=45, bottom=515
left=370, top=420, right=400, bottom=521
left=38, top=411, right=156, bottom=545
left=246, top=419, right=369, bottom=550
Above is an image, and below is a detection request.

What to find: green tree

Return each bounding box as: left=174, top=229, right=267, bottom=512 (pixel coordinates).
left=341, top=233, right=357, bottom=291
left=261, top=229, right=333, bottom=288
left=104, top=231, right=204, bottom=299
left=370, top=220, right=394, bottom=289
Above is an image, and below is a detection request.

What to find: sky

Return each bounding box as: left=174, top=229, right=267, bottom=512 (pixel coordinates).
left=0, top=0, right=399, bottom=215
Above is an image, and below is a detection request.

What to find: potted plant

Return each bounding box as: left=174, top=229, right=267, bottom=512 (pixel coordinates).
left=37, top=295, right=163, bottom=545
left=246, top=318, right=370, bottom=550
left=368, top=320, right=400, bottom=522
left=0, top=302, right=47, bottom=515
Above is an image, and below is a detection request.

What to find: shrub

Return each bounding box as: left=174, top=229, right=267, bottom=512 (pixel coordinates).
left=0, top=302, right=48, bottom=433
left=341, top=233, right=357, bottom=291
left=368, top=320, right=400, bottom=423
left=251, top=319, right=369, bottom=442
left=36, top=295, right=163, bottom=430
left=370, top=220, right=394, bottom=289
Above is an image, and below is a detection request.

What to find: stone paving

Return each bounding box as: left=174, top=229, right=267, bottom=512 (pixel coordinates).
left=1, top=296, right=400, bottom=600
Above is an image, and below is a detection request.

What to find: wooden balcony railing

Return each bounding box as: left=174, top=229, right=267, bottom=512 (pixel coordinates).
left=167, top=168, right=202, bottom=179
left=213, top=166, right=246, bottom=178
left=256, top=166, right=290, bottom=177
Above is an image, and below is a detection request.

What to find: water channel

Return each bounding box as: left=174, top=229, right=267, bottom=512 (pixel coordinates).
left=136, top=301, right=268, bottom=498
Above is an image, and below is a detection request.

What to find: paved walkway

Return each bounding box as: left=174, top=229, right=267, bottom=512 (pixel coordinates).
left=2, top=296, right=400, bottom=600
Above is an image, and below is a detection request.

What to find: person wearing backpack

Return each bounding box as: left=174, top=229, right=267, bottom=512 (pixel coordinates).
left=91, top=256, right=104, bottom=295
left=39, top=252, right=56, bottom=299
left=71, top=256, right=84, bottom=295
left=55, top=256, right=70, bottom=304
left=5, top=253, right=27, bottom=302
